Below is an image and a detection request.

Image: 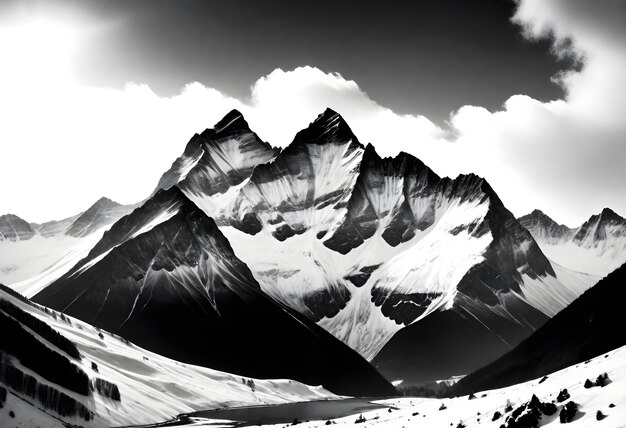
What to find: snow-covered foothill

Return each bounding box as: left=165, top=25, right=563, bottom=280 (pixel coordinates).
left=0, top=286, right=337, bottom=428
left=161, top=344, right=626, bottom=428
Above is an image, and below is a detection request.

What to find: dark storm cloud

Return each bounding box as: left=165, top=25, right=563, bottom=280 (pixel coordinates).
left=28, top=0, right=569, bottom=123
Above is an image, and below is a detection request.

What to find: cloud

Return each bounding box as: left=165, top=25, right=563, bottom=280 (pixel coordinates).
left=0, top=65, right=448, bottom=223
left=0, top=0, right=625, bottom=226
left=445, top=0, right=626, bottom=225
left=242, top=67, right=446, bottom=155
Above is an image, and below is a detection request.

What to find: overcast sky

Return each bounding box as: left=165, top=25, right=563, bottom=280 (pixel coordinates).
left=0, top=0, right=624, bottom=226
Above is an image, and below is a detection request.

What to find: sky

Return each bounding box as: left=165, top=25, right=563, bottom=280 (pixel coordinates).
left=0, top=0, right=624, bottom=226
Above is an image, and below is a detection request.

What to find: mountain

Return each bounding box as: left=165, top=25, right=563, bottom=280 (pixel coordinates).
left=64, top=196, right=131, bottom=237
left=144, top=108, right=602, bottom=385
left=454, top=263, right=626, bottom=395
left=33, top=187, right=396, bottom=398
left=15, top=108, right=620, bottom=391
left=0, top=198, right=133, bottom=293
left=154, top=109, right=280, bottom=201
left=518, top=209, right=575, bottom=244
left=31, top=213, right=81, bottom=237
left=0, top=284, right=337, bottom=428
left=0, top=214, right=36, bottom=241
left=519, top=208, right=626, bottom=277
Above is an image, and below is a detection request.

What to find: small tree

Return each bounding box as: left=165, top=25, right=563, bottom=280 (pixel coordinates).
left=556, top=388, right=570, bottom=402
left=559, top=401, right=578, bottom=423
left=596, top=373, right=610, bottom=387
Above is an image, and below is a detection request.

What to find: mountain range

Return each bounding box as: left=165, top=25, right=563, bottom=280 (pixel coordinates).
left=0, top=197, right=133, bottom=295
left=124, top=108, right=622, bottom=383
left=519, top=207, right=626, bottom=277
left=2, top=108, right=625, bottom=398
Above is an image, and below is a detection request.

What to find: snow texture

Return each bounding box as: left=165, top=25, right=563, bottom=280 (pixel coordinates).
left=0, top=287, right=336, bottom=428
left=159, top=344, right=626, bottom=428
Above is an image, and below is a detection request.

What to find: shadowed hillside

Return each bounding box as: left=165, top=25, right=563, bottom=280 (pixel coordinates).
left=454, top=263, right=626, bottom=395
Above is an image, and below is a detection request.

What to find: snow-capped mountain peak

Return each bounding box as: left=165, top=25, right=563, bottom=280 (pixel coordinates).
left=65, top=196, right=128, bottom=238
left=290, top=108, right=359, bottom=147
left=518, top=209, right=574, bottom=242
left=153, top=110, right=280, bottom=217
left=0, top=213, right=36, bottom=241
left=573, top=207, right=626, bottom=244
left=519, top=207, right=626, bottom=277
left=0, top=198, right=134, bottom=290
left=212, top=108, right=249, bottom=134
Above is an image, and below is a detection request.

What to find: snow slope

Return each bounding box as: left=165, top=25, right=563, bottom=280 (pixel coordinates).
left=0, top=285, right=336, bottom=428
left=141, top=344, right=626, bottom=428
left=2, top=230, right=108, bottom=296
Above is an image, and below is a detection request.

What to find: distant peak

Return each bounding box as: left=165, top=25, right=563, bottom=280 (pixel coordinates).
left=0, top=213, right=26, bottom=222
left=291, top=108, right=358, bottom=147
left=96, top=196, right=114, bottom=204
left=392, top=150, right=429, bottom=168
left=361, top=142, right=379, bottom=159
left=152, top=185, right=187, bottom=203
left=92, top=197, right=121, bottom=210
left=601, top=207, right=619, bottom=216
left=455, top=172, right=486, bottom=187
left=321, top=107, right=340, bottom=118
left=459, top=173, right=502, bottom=205
left=598, top=207, right=625, bottom=223
left=527, top=209, right=555, bottom=222
left=313, top=108, right=343, bottom=127
left=213, top=109, right=249, bottom=134
left=0, top=212, right=36, bottom=241
left=519, top=209, right=566, bottom=229
left=220, top=108, right=244, bottom=122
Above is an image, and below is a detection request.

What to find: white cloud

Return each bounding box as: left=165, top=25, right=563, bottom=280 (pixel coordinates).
left=0, top=0, right=625, bottom=226
left=445, top=0, right=626, bottom=225
left=243, top=67, right=446, bottom=156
